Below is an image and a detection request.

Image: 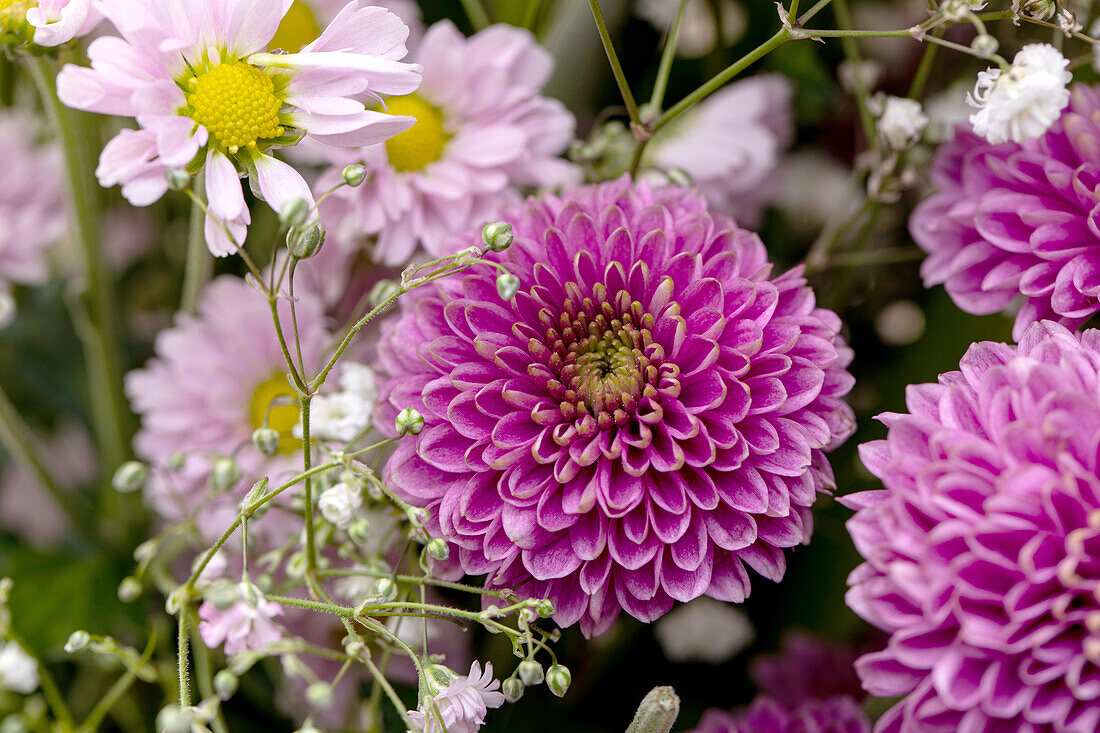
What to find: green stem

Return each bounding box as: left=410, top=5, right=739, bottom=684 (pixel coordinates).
left=460, top=0, right=491, bottom=30
left=522, top=0, right=544, bottom=30
left=76, top=632, right=157, bottom=733
left=907, top=28, right=941, bottom=99
left=588, top=0, right=642, bottom=125
left=189, top=614, right=228, bottom=733
left=7, top=629, right=76, bottom=733
left=0, top=381, right=91, bottom=535
left=649, top=0, right=690, bottom=111
left=361, top=652, right=415, bottom=731
left=300, top=395, right=318, bottom=578
left=26, top=56, right=129, bottom=471
left=832, top=0, right=876, bottom=146
left=181, top=177, right=212, bottom=314
left=177, top=612, right=191, bottom=707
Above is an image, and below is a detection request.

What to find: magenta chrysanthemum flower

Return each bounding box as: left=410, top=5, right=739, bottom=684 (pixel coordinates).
left=57, top=0, right=422, bottom=255
left=320, top=20, right=578, bottom=265
left=911, top=84, right=1100, bottom=340
left=844, top=320, right=1100, bottom=732
left=689, top=696, right=871, bottom=733
left=749, top=631, right=866, bottom=708
left=376, top=178, right=855, bottom=636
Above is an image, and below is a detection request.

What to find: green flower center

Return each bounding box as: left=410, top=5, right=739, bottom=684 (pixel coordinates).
left=186, top=62, right=284, bottom=154
left=248, top=373, right=300, bottom=454
left=384, top=95, right=451, bottom=173
left=269, top=1, right=321, bottom=53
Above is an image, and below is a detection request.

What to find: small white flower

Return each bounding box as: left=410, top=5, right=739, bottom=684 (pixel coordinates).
left=876, top=95, right=929, bottom=150
left=318, top=482, right=363, bottom=530
left=0, top=641, right=39, bottom=694
left=337, top=363, right=378, bottom=404
left=653, top=597, right=755, bottom=664
left=967, top=43, right=1072, bottom=144
left=296, top=392, right=370, bottom=443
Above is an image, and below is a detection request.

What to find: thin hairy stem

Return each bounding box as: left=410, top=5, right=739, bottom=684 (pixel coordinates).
left=588, top=0, right=642, bottom=125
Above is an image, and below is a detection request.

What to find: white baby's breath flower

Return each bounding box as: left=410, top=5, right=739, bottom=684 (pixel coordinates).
left=337, top=363, right=378, bottom=404
left=653, top=597, right=755, bottom=664
left=875, top=95, right=929, bottom=150
left=318, top=482, right=362, bottom=530
left=967, top=43, right=1072, bottom=144
left=296, top=392, right=370, bottom=443
left=0, top=641, right=39, bottom=694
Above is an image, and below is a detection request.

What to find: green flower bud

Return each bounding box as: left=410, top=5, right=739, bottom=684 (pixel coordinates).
left=347, top=517, right=371, bottom=544
left=425, top=537, right=450, bottom=561
left=166, top=452, right=186, bottom=471
left=374, top=577, right=398, bottom=602
left=214, top=670, right=238, bottom=700
left=117, top=577, right=142, bottom=603
left=306, top=682, right=333, bottom=709
left=666, top=167, right=693, bottom=187
left=368, top=279, right=400, bottom=308
left=112, top=461, right=148, bottom=493
left=546, top=664, right=571, bottom=698
left=251, top=426, right=280, bottom=456
left=502, top=677, right=524, bottom=703
left=288, top=223, right=325, bottom=260
left=210, top=457, right=241, bottom=492
left=496, top=272, right=521, bottom=301
left=279, top=198, right=311, bottom=228
left=342, top=163, right=367, bottom=187
left=207, top=579, right=239, bottom=611
left=156, top=705, right=193, bottom=733
left=64, top=630, right=91, bottom=653
left=518, top=659, right=544, bottom=686
left=535, top=599, right=555, bottom=618
left=395, top=407, right=424, bottom=437
left=481, top=221, right=514, bottom=252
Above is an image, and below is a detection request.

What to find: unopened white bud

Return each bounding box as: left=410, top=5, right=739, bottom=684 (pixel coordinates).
left=518, top=659, right=544, bottom=686
left=112, top=461, right=148, bottom=493
left=502, top=677, right=524, bottom=702
left=971, top=34, right=998, bottom=59
left=156, top=705, right=192, bottom=733
left=306, top=682, right=333, bottom=708
left=210, top=457, right=241, bottom=493
left=252, top=427, right=280, bottom=457
left=214, top=670, right=238, bottom=700
left=118, top=577, right=142, bottom=603
left=374, top=577, right=398, bottom=601
left=546, top=664, right=571, bottom=697
left=288, top=224, right=325, bottom=260
left=496, top=272, right=521, bottom=301
left=425, top=538, right=450, bottom=561
left=166, top=169, right=191, bottom=191
left=395, top=407, right=424, bottom=437
left=481, top=221, right=513, bottom=252
left=64, top=631, right=91, bottom=653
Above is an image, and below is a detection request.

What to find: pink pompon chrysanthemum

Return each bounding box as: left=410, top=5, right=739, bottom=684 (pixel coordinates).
left=911, top=84, right=1100, bottom=340
left=407, top=661, right=505, bottom=733
left=647, top=75, right=793, bottom=228
left=270, top=0, right=422, bottom=52
left=198, top=589, right=284, bottom=655
left=376, top=178, right=855, bottom=637
left=319, top=20, right=579, bottom=265
left=689, top=696, right=871, bottom=733
left=125, top=276, right=329, bottom=545
left=0, top=110, right=64, bottom=293
left=844, top=320, right=1100, bottom=732
left=749, top=631, right=867, bottom=708
left=57, top=0, right=422, bottom=256
left=25, top=0, right=101, bottom=46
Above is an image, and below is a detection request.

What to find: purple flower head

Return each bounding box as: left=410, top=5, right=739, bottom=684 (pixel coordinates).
left=911, top=84, right=1100, bottom=340
left=690, top=695, right=871, bottom=733
left=376, top=178, right=855, bottom=636
left=844, top=320, right=1100, bottom=731
left=750, top=631, right=865, bottom=708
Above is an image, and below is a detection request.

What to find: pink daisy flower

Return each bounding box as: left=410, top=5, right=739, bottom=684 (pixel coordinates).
left=125, top=276, right=329, bottom=544
left=647, top=75, right=794, bottom=228
left=270, top=0, right=422, bottom=53
left=320, top=20, right=579, bottom=265
left=56, top=0, right=422, bottom=256
left=25, top=0, right=102, bottom=46
left=407, top=661, right=505, bottom=733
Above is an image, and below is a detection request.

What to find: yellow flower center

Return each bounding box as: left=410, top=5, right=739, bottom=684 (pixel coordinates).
left=0, top=0, right=34, bottom=23
left=269, top=1, right=321, bottom=53
left=384, top=95, right=451, bottom=173
left=248, top=373, right=301, bottom=455
left=186, top=62, right=284, bottom=154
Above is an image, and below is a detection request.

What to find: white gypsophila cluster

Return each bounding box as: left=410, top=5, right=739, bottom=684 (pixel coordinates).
left=653, top=597, right=755, bottom=664
left=0, top=640, right=39, bottom=694
left=294, top=363, right=377, bottom=444
left=875, top=96, right=929, bottom=150
left=318, top=482, right=363, bottom=530
left=967, top=43, right=1072, bottom=144
left=942, top=0, right=987, bottom=21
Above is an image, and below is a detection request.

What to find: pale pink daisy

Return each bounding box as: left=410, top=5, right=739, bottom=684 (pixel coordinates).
left=125, top=276, right=329, bottom=544
left=56, top=0, right=422, bottom=256
left=407, top=661, right=505, bottom=733
left=25, top=0, right=101, bottom=46
left=271, top=0, right=422, bottom=52
left=647, top=75, right=793, bottom=227
left=198, top=590, right=284, bottom=655
left=320, top=21, right=579, bottom=265
left=0, top=110, right=64, bottom=293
